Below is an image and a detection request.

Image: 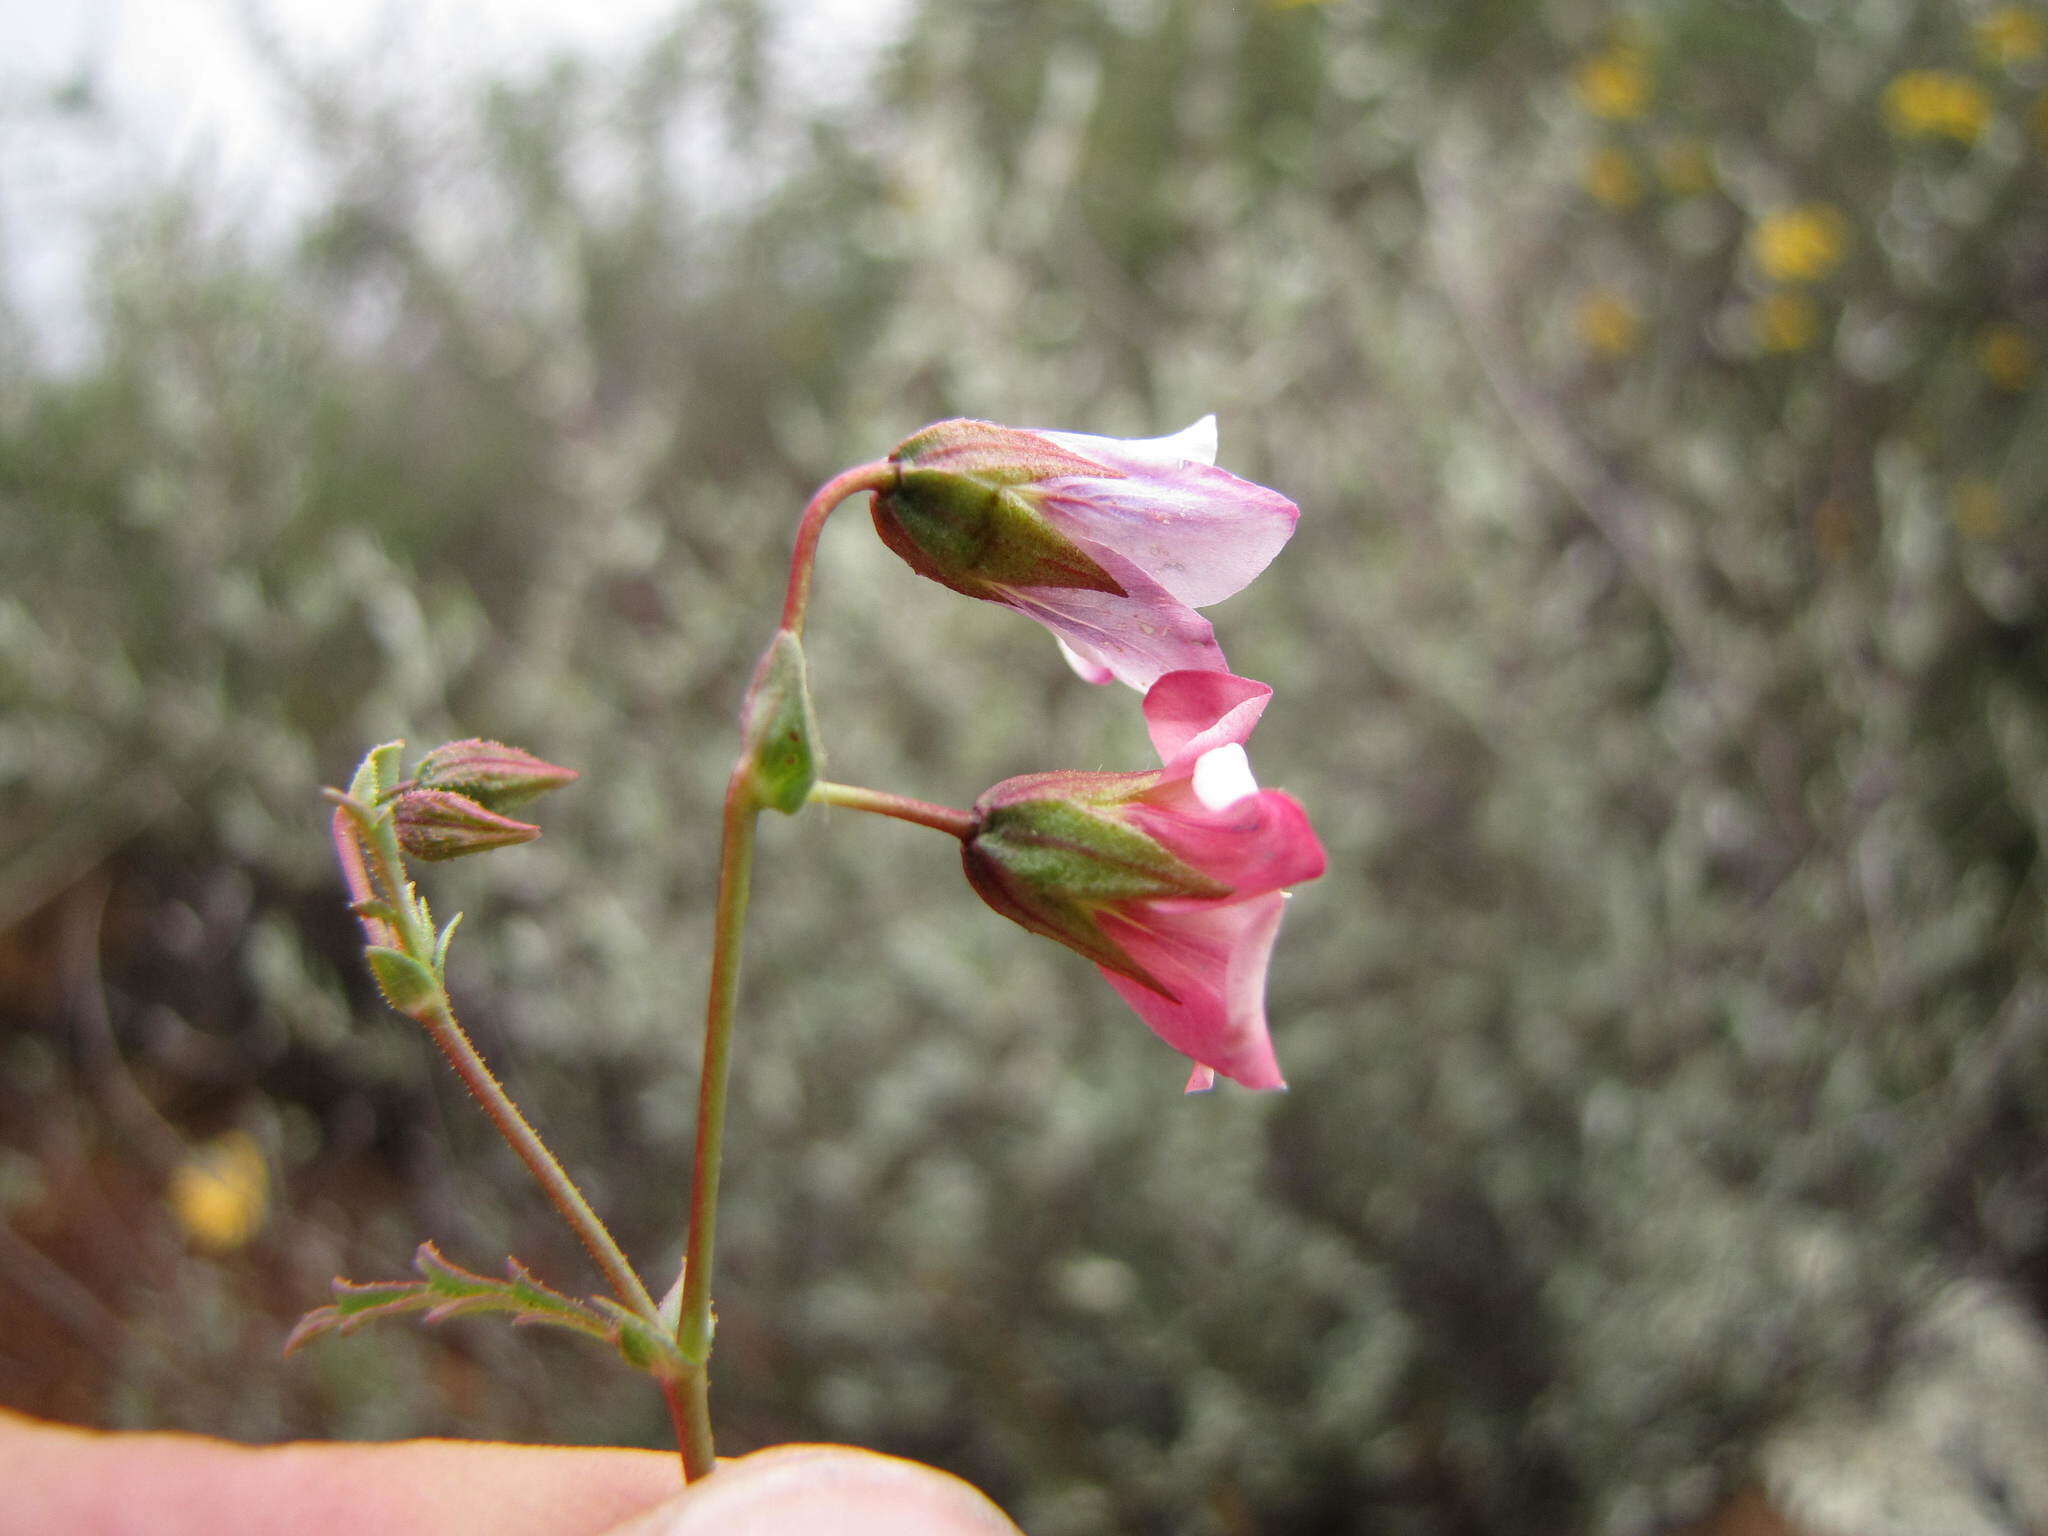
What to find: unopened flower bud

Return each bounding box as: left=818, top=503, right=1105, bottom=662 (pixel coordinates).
left=391, top=788, right=541, bottom=861
left=412, top=739, right=579, bottom=813
left=870, top=416, right=1299, bottom=690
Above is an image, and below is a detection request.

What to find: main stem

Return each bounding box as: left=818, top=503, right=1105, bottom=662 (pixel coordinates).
left=669, top=460, right=902, bottom=1479
left=675, top=765, right=761, bottom=1479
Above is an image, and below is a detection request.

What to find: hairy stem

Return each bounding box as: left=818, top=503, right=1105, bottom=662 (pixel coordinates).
left=339, top=802, right=659, bottom=1324
left=779, top=461, right=898, bottom=636
left=810, top=780, right=977, bottom=840
left=675, top=764, right=762, bottom=1479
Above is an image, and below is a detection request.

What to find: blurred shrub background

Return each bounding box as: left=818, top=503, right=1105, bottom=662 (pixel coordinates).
left=3, top=1, right=2046, bottom=1532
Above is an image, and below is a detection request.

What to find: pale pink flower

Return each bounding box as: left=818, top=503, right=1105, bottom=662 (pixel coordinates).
left=872, top=417, right=1299, bottom=690
left=964, top=671, right=1324, bottom=1090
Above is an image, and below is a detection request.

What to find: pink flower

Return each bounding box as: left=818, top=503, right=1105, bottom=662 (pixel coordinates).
left=871, top=417, right=1300, bottom=690
left=962, top=670, right=1325, bottom=1091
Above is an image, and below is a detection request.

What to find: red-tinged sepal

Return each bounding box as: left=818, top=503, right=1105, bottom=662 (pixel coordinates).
left=412, top=739, right=580, bottom=813
left=391, top=787, right=541, bottom=862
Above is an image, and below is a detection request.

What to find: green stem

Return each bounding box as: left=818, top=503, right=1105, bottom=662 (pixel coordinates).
left=810, top=780, right=976, bottom=840
left=675, top=764, right=762, bottom=1480
left=779, top=461, right=898, bottom=636
left=344, top=802, right=660, bottom=1325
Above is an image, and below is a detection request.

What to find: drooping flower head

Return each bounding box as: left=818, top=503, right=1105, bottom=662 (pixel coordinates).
left=963, top=670, right=1324, bottom=1091
left=870, top=417, right=1299, bottom=690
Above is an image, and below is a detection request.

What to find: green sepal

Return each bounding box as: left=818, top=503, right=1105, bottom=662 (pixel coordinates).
left=963, top=791, right=1230, bottom=993
left=412, top=739, right=579, bottom=813
left=348, top=740, right=406, bottom=806
left=740, top=629, right=822, bottom=816
left=366, top=945, right=440, bottom=1016
left=877, top=470, right=1124, bottom=599
left=433, top=912, right=463, bottom=980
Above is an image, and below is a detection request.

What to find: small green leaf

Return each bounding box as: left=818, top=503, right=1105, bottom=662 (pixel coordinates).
left=739, top=629, right=822, bottom=815
left=284, top=1242, right=689, bottom=1382
left=348, top=741, right=406, bottom=805
left=433, top=912, right=463, bottom=979
left=366, top=946, right=439, bottom=1015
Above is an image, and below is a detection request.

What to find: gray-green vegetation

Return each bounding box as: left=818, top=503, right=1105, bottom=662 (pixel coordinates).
left=3, top=2, right=2044, bottom=1532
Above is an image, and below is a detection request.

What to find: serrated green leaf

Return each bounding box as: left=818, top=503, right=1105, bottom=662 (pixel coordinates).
left=284, top=1242, right=688, bottom=1381
left=366, top=946, right=439, bottom=1015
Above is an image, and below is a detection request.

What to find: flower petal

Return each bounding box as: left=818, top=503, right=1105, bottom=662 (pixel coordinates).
left=1036, top=464, right=1299, bottom=609
left=1096, top=893, right=1290, bottom=1090
left=1142, top=671, right=1272, bottom=771
left=1040, top=414, right=1218, bottom=469
left=1054, top=635, right=1117, bottom=686
left=1128, top=789, right=1325, bottom=899
left=1191, top=743, right=1258, bottom=810
left=1001, top=549, right=1227, bottom=690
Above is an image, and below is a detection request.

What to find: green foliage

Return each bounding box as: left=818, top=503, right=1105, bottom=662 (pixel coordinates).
left=286, top=1241, right=689, bottom=1380
left=3, top=0, right=2046, bottom=1532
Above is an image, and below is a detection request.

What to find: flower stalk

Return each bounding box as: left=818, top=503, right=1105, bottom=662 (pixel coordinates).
left=329, top=790, right=660, bottom=1326
left=810, top=780, right=977, bottom=839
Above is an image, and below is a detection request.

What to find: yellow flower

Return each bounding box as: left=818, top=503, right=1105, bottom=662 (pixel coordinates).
left=1754, top=291, right=1820, bottom=353
left=1977, top=7, right=2046, bottom=66
left=1978, top=324, right=2039, bottom=389
left=169, top=1131, right=269, bottom=1251
left=1575, top=46, right=1651, bottom=121
left=1751, top=205, right=1850, bottom=283
left=1584, top=145, right=1644, bottom=209
left=1950, top=480, right=2004, bottom=538
left=1577, top=290, right=1643, bottom=357
left=1883, top=70, right=1993, bottom=144
left=1656, top=137, right=1716, bottom=196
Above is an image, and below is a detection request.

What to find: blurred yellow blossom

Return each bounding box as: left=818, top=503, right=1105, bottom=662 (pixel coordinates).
left=1584, top=145, right=1644, bottom=209
left=169, top=1130, right=269, bottom=1251
left=1577, top=290, right=1643, bottom=357
left=1754, top=291, right=1820, bottom=353
left=1656, top=137, right=1716, bottom=196
left=1978, top=324, right=2039, bottom=389
left=1575, top=45, right=1651, bottom=120
left=1977, top=7, right=2046, bottom=66
left=1883, top=70, right=1993, bottom=143
left=1751, top=205, right=1849, bottom=283
left=1950, top=480, right=2004, bottom=538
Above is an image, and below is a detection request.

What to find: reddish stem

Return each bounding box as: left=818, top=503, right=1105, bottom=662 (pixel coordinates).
left=779, top=461, right=898, bottom=635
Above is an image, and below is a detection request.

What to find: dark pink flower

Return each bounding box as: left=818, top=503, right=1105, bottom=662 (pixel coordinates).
left=963, top=671, right=1324, bottom=1091
left=871, top=417, right=1299, bottom=690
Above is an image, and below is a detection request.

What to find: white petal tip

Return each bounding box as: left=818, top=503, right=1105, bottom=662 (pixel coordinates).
left=1192, top=743, right=1258, bottom=811
left=1170, top=414, right=1219, bottom=465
